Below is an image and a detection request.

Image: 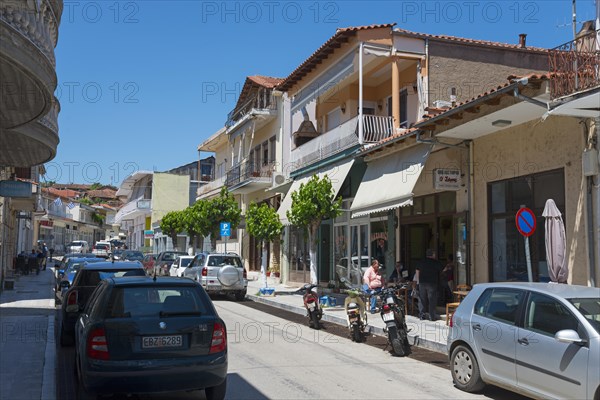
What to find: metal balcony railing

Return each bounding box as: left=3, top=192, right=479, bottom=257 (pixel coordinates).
left=225, top=90, right=277, bottom=128
left=549, top=29, right=600, bottom=99
left=362, top=115, right=395, bottom=143
left=225, top=160, right=274, bottom=187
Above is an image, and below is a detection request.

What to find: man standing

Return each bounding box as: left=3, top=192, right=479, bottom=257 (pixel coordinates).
left=415, top=249, right=443, bottom=321
left=41, top=243, right=48, bottom=270
left=363, top=259, right=384, bottom=314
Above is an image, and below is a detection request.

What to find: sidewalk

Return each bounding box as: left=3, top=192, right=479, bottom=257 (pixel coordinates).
left=0, top=262, right=56, bottom=400
left=245, top=272, right=449, bottom=354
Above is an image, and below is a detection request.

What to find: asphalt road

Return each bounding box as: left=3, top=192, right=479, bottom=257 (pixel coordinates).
left=55, top=297, right=529, bottom=399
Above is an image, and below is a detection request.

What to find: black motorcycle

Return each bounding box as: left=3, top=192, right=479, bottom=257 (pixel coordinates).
left=379, top=285, right=410, bottom=356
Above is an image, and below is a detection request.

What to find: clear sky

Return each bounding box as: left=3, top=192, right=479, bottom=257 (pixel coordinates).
left=50, top=0, right=598, bottom=186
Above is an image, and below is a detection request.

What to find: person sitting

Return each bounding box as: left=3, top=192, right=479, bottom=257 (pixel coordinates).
left=389, top=261, right=409, bottom=285
left=363, top=259, right=384, bottom=314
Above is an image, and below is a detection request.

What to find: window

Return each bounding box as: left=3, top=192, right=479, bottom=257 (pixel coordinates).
left=488, top=169, right=565, bottom=282
left=525, top=293, right=582, bottom=337
left=475, top=288, right=524, bottom=325
left=269, top=137, right=276, bottom=163
left=262, top=141, right=269, bottom=166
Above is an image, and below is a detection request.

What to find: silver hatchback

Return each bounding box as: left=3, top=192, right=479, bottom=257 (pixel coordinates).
left=182, top=253, right=247, bottom=301
left=447, top=282, right=600, bottom=400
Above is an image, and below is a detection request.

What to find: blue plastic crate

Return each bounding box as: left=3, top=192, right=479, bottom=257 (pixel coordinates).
left=328, top=296, right=337, bottom=307
left=319, top=295, right=329, bottom=305
left=259, top=287, right=275, bottom=296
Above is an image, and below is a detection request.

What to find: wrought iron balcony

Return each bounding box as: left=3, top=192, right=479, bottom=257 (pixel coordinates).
left=225, top=91, right=277, bottom=128
left=549, top=29, right=600, bottom=99
left=225, top=160, right=274, bottom=189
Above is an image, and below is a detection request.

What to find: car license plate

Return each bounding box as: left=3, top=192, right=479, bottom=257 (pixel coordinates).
left=382, top=312, right=395, bottom=322
left=142, top=335, right=183, bottom=349
left=307, top=303, right=315, bottom=311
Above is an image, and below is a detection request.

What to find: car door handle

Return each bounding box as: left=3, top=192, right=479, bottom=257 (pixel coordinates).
left=472, top=323, right=482, bottom=331
left=518, top=338, right=529, bottom=345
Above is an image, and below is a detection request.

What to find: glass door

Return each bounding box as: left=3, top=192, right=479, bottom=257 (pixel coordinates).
left=454, top=213, right=468, bottom=286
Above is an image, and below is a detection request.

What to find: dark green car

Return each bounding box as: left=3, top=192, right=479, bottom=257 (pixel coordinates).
left=74, top=277, right=227, bottom=399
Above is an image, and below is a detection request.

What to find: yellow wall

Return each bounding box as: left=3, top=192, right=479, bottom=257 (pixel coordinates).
left=151, top=173, right=190, bottom=223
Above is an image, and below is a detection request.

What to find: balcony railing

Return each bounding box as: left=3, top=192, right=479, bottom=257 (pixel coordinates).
left=290, top=115, right=395, bottom=171
left=549, top=29, right=600, bottom=99
left=225, top=90, right=277, bottom=128
left=197, top=175, right=226, bottom=198
left=225, top=160, right=274, bottom=187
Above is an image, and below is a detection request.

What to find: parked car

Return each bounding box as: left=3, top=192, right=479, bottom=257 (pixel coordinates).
left=447, top=282, right=600, bottom=400
left=91, top=242, right=111, bottom=259
left=74, top=276, right=227, bottom=399
left=120, top=250, right=144, bottom=262
left=169, top=255, right=195, bottom=277
left=55, top=253, right=97, bottom=279
left=66, top=241, right=89, bottom=254
left=55, top=257, right=104, bottom=300
left=59, top=261, right=146, bottom=346
left=182, top=253, right=247, bottom=301
left=154, top=251, right=188, bottom=276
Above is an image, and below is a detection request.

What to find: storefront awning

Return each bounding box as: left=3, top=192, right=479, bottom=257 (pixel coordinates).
left=350, top=144, right=431, bottom=218
left=277, top=159, right=354, bottom=225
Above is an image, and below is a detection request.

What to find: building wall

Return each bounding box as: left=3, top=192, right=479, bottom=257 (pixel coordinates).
left=428, top=41, right=548, bottom=105
left=151, top=173, right=190, bottom=223
left=472, top=116, right=588, bottom=285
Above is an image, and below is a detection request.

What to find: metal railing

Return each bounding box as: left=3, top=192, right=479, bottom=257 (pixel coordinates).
left=225, top=160, right=274, bottom=187
left=225, top=89, right=277, bottom=128
left=549, top=29, right=600, bottom=99
left=362, top=115, right=395, bottom=143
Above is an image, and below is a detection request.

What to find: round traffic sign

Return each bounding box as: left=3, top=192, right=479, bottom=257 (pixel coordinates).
left=515, top=207, right=536, bottom=237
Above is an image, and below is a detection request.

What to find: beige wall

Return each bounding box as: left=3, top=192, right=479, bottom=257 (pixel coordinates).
left=472, top=116, right=588, bottom=285
left=151, top=173, right=190, bottom=223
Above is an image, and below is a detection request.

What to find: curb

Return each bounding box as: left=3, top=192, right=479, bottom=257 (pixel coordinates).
left=41, top=315, right=55, bottom=400
left=246, top=293, right=448, bottom=355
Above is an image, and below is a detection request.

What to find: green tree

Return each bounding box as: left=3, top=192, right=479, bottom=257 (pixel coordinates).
left=246, top=202, right=283, bottom=288
left=160, top=211, right=184, bottom=250
left=182, top=200, right=208, bottom=253
left=90, top=182, right=102, bottom=190
left=287, top=175, right=341, bottom=284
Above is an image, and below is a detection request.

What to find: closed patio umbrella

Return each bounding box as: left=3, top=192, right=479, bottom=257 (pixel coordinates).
left=542, top=199, right=567, bottom=283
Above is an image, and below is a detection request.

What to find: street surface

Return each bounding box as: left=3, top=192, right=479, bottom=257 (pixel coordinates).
left=56, top=298, right=528, bottom=399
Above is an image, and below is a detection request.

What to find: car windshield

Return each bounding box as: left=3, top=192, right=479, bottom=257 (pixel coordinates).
left=568, top=297, right=600, bottom=334
left=79, top=269, right=145, bottom=286
left=66, top=262, right=84, bottom=273
left=122, top=251, right=143, bottom=260
left=67, top=242, right=82, bottom=247
left=207, top=256, right=242, bottom=267
left=106, top=286, right=208, bottom=318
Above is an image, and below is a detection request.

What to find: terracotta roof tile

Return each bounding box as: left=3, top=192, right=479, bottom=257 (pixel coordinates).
left=278, top=23, right=396, bottom=91
left=247, top=75, right=284, bottom=88
left=86, top=189, right=117, bottom=199
left=394, top=28, right=549, bottom=53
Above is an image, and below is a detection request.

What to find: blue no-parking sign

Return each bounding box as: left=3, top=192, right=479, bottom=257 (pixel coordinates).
left=516, top=207, right=536, bottom=237
left=220, top=222, right=231, bottom=237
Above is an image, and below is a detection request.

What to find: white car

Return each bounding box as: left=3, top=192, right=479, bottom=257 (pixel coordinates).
left=66, top=240, right=89, bottom=254
left=169, top=255, right=195, bottom=277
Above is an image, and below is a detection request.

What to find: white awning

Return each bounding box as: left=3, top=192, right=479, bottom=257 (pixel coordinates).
left=277, top=159, right=354, bottom=225
left=350, top=144, right=431, bottom=218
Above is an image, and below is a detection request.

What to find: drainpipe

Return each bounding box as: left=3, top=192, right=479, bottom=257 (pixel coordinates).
left=468, top=140, right=475, bottom=285
left=589, top=118, right=600, bottom=286
left=359, top=42, right=364, bottom=145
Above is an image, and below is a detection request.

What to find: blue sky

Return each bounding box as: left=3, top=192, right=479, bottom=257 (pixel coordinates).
left=50, top=0, right=598, bottom=186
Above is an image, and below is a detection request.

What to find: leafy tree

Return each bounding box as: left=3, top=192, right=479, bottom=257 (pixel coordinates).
left=246, top=202, right=283, bottom=288
left=287, top=175, right=341, bottom=284
left=90, top=182, right=102, bottom=190
left=160, top=211, right=184, bottom=250
left=182, top=200, right=207, bottom=253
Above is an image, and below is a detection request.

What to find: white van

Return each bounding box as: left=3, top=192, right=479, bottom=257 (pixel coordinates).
left=66, top=240, right=89, bottom=253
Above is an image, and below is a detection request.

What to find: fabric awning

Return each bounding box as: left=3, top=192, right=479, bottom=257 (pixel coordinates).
left=277, top=159, right=354, bottom=225
left=350, top=144, right=432, bottom=218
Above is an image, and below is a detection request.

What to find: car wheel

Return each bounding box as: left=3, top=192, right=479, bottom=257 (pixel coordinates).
left=451, top=345, right=485, bottom=392
left=60, top=322, right=74, bottom=347
left=205, top=377, right=227, bottom=400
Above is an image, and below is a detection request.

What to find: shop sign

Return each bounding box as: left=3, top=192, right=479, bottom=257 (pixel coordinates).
left=40, top=220, right=54, bottom=228
left=434, top=169, right=461, bottom=190
left=0, top=180, right=32, bottom=198
left=137, top=199, right=151, bottom=209
left=144, top=229, right=154, bottom=239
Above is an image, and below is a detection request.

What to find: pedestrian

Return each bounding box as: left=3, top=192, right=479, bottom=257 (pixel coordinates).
left=363, top=259, right=384, bottom=313
left=415, top=249, right=443, bottom=321
left=389, top=260, right=409, bottom=284
left=36, top=250, right=44, bottom=274
left=41, top=243, right=48, bottom=270
left=49, top=247, right=54, bottom=261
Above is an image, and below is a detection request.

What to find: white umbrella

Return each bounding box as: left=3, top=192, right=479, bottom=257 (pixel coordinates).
left=542, top=199, right=567, bottom=283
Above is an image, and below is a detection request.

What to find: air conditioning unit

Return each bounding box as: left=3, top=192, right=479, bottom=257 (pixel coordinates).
left=272, top=173, right=286, bottom=187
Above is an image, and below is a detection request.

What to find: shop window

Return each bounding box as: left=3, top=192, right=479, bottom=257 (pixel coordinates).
left=438, top=192, right=456, bottom=213
left=488, top=169, right=564, bottom=282
left=423, top=195, right=435, bottom=214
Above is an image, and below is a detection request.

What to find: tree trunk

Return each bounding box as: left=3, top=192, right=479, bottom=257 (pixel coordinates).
left=261, top=241, right=268, bottom=288
left=308, top=224, right=319, bottom=285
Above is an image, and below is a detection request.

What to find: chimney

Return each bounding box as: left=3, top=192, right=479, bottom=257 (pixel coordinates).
left=518, top=33, right=527, bottom=48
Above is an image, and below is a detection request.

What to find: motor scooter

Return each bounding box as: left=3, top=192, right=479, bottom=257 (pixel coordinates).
left=344, top=290, right=368, bottom=342
left=379, top=284, right=411, bottom=356
left=302, top=283, right=322, bottom=329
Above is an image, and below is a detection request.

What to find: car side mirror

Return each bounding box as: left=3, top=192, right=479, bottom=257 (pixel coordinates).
left=555, top=329, right=587, bottom=345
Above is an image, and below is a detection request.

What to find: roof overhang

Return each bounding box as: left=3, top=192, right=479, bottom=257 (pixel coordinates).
left=198, top=127, right=227, bottom=152
left=115, top=171, right=153, bottom=198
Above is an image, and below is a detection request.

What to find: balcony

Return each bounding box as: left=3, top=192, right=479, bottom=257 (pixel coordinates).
left=196, top=175, right=226, bottom=200
left=114, top=197, right=151, bottom=224
left=290, top=115, right=394, bottom=172
left=225, top=160, right=274, bottom=194
left=549, top=29, right=600, bottom=99
left=225, top=91, right=277, bottom=130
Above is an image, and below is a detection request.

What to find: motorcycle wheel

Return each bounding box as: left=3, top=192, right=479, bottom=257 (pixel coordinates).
left=351, top=324, right=362, bottom=342
left=387, top=325, right=407, bottom=357
left=310, top=310, right=320, bottom=330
